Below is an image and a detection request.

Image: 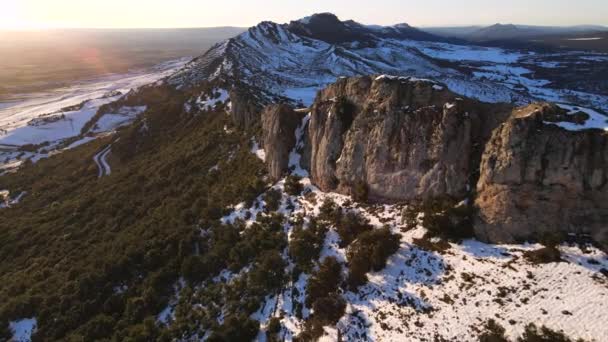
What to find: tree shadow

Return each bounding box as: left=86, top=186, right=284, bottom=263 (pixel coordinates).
left=339, top=242, right=447, bottom=340
left=458, top=239, right=512, bottom=259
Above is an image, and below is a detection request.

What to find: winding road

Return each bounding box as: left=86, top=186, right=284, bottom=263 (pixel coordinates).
left=93, top=145, right=112, bottom=178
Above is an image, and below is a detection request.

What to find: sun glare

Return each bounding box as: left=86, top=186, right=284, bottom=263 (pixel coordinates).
left=0, top=1, right=49, bottom=30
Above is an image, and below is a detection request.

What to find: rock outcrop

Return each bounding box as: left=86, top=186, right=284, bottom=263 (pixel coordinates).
left=475, top=103, right=608, bottom=246
left=229, top=88, right=263, bottom=129
left=261, top=104, right=305, bottom=180
left=306, top=75, right=511, bottom=201
left=260, top=77, right=607, bottom=246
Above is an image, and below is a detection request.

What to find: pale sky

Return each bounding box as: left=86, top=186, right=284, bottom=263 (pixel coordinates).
left=2, top=0, right=607, bottom=29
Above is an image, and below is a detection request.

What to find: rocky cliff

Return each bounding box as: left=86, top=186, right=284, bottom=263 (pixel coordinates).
left=258, top=77, right=607, bottom=246
left=261, top=104, right=305, bottom=180
left=306, top=75, right=511, bottom=201
left=475, top=103, right=608, bottom=245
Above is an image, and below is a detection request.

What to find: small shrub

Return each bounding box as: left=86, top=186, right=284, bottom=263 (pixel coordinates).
left=306, top=257, right=342, bottom=306
left=421, top=199, right=475, bottom=241
left=264, top=189, right=283, bottom=212
left=523, top=246, right=561, bottom=264
left=346, top=227, right=401, bottom=289
left=267, top=317, right=281, bottom=334
left=352, top=181, right=368, bottom=203
left=248, top=250, right=287, bottom=295
left=180, top=256, right=210, bottom=284
left=412, top=234, right=451, bottom=253
left=300, top=257, right=346, bottom=341
left=518, top=323, right=585, bottom=342
left=401, top=205, right=419, bottom=230
left=318, top=198, right=341, bottom=224
left=479, top=319, right=509, bottom=342
left=266, top=316, right=282, bottom=341
left=336, top=211, right=372, bottom=248
left=297, top=295, right=346, bottom=341
left=284, top=175, right=304, bottom=196
left=209, top=314, right=259, bottom=342
left=311, top=294, right=346, bottom=326
left=289, top=219, right=328, bottom=272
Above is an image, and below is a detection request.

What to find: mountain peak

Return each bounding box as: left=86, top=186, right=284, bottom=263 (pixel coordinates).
left=297, top=12, right=340, bottom=25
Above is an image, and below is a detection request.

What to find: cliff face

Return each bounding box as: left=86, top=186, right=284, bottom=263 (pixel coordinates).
left=261, top=104, right=305, bottom=180
left=306, top=75, right=511, bottom=201
left=475, top=103, right=608, bottom=245
left=259, top=77, right=607, bottom=246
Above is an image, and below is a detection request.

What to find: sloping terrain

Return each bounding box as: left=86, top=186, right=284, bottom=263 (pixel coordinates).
left=1, top=12, right=608, bottom=342
left=3, top=13, right=608, bottom=174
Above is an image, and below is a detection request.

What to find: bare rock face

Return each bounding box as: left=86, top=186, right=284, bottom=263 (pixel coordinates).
left=307, top=75, right=511, bottom=201
left=475, top=103, right=608, bottom=246
left=261, top=104, right=305, bottom=180
left=229, top=88, right=264, bottom=129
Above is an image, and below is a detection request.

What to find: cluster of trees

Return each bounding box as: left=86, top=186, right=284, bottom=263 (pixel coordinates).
left=297, top=257, right=346, bottom=340
left=346, top=227, right=401, bottom=288
left=289, top=216, right=328, bottom=273
left=479, top=320, right=587, bottom=342
left=0, top=86, right=269, bottom=341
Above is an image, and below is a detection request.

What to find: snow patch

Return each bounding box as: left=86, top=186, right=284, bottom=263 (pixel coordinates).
left=544, top=104, right=608, bottom=131
left=250, top=138, right=266, bottom=162
left=9, top=318, right=37, bottom=342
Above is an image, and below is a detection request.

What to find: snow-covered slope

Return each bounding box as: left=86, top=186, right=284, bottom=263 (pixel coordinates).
left=168, top=13, right=608, bottom=111
left=157, top=115, right=608, bottom=342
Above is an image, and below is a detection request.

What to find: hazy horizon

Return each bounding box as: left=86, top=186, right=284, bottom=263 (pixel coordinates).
left=3, top=0, right=608, bottom=30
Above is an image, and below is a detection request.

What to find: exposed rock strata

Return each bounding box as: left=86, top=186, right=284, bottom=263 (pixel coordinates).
left=475, top=103, right=608, bottom=245
left=306, top=75, right=511, bottom=201
left=261, top=104, right=305, bottom=180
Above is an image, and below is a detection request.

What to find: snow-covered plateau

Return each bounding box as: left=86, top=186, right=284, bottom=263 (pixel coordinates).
left=0, top=58, right=187, bottom=173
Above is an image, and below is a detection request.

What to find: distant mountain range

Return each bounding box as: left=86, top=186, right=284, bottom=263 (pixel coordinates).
left=423, top=23, right=608, bottom=41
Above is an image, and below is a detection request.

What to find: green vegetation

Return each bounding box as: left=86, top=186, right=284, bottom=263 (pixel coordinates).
left=284, top=174, right=304, bottom=196
left=298, top=257, right=345, bottom=341
left=263, top=188, right=283, bottom=212
left=420, top=198, right=475, bottom=241
left=477, top=321, right=587, bottom=342
left=479, top=319, right=509, bottom=342
left=289, top=217, right=328, bottom=273
left=0, top=85, right=268, bottom=340
left=336, top=211, right=373, bottom=248
left=346, top=227, right=401, bottom=289
left=518, top=323, right=586, bottom=342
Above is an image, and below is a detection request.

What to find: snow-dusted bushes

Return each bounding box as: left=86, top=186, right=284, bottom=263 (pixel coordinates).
left=420, top=198, right=475, bottom=241
left=306, top=257, right=343, bottom=307
left=207, top=314, right=259, bottom=342
left=518, top=323, right=585, bottom=342
left=479, top=319, right=509, bottom=342
left=264, top=188, right=283, bottom=212
left=299, top=257, right=346, bottom=341
left=336, top=211, right=373, bottom=248
left=284, top=174, right=304, bottom=196
left=346, top=227, right=401, bottom=289
left=289, top=217, right=328, bottom=272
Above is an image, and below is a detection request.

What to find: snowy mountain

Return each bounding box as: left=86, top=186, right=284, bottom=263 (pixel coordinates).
left=1, top=12, right=608, bottom=342
left=169, top=13, right=608, bottom=112
left=2, top=13, right=607, bottom=173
